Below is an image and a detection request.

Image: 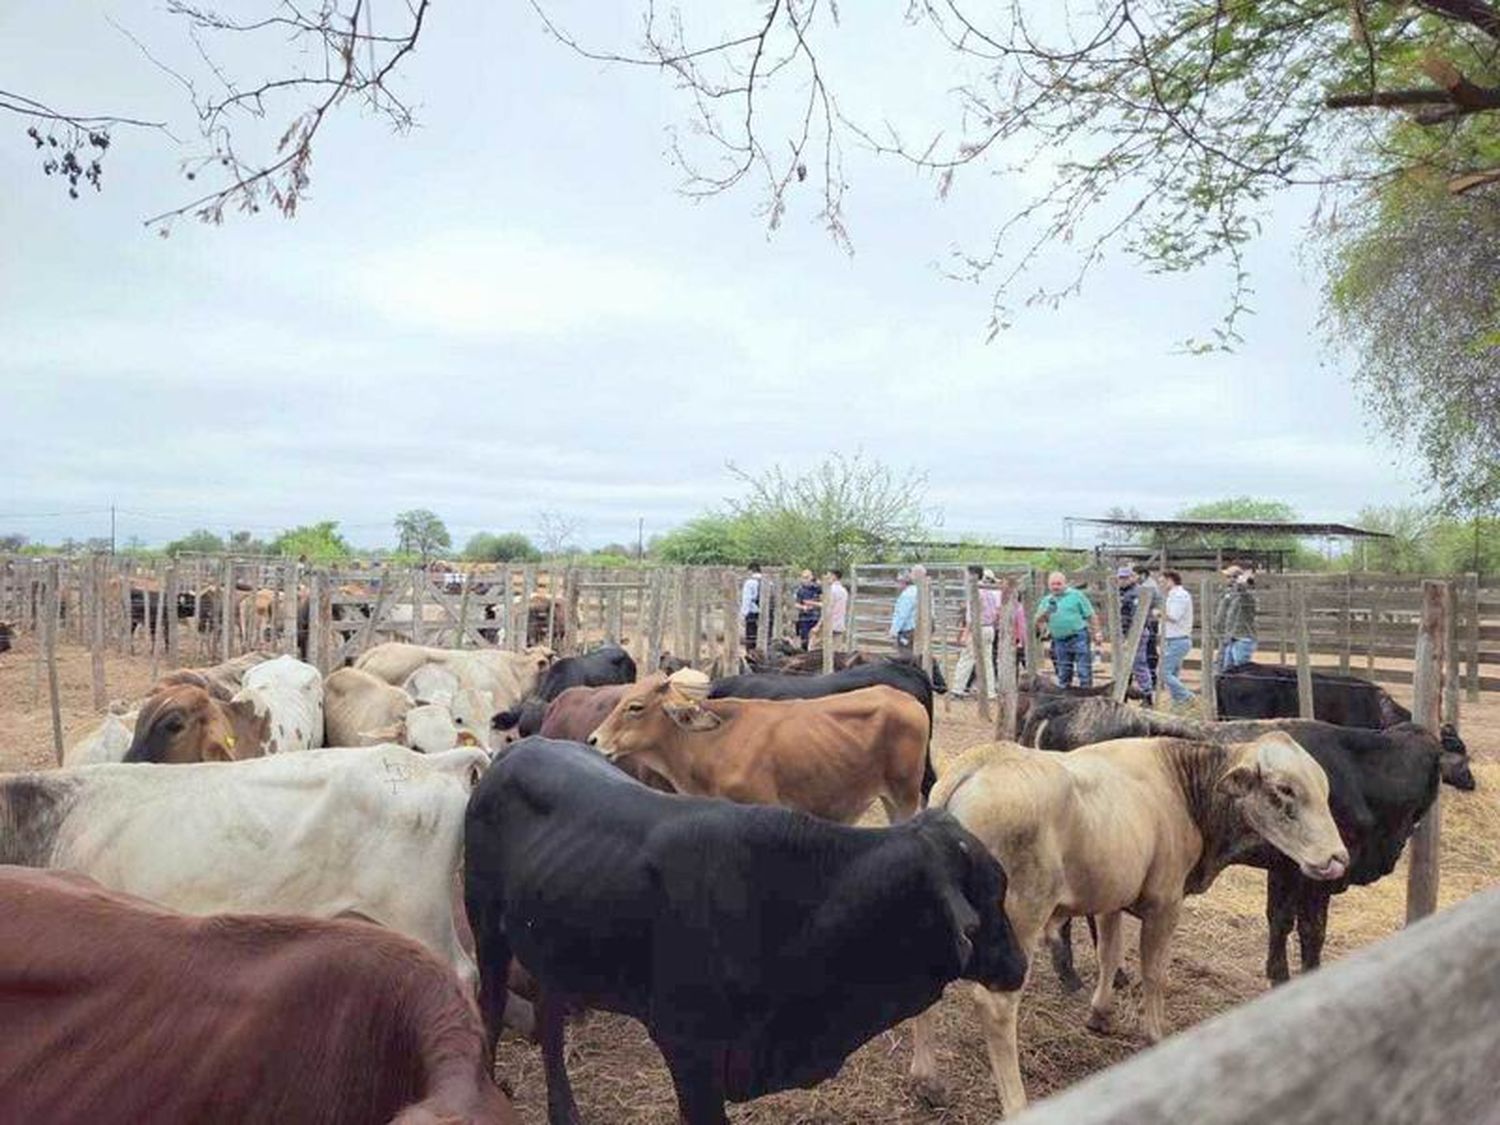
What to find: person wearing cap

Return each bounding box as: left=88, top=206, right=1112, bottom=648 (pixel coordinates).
left=953, top=565, right=1002, bottom=699
left=1034, top=571, right=1103, bottom=688
left=1116, top=565, right=1154, bottom=696
left=1213, top=564, right=1258, bottom=671
left=889, top=564, right=927, bottom=656
left=793, top=568, right=822, bottom=651
left=1134, top=564, right=1161, bottom=683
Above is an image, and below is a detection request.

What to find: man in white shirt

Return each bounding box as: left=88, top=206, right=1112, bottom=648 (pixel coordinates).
left=1159, top=569, right=1195, bottom=707
left=740, top=563, right=763, bottom=651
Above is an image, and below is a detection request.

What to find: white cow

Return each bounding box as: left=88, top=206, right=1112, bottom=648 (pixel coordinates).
left=357, top=641, right=551, bottom=712
left=323, top=666, right=473, bottom=754
left=0, top=746, right=487, bottom=988
left=63, top=711, right=137, bottom=767
left=235, top=654, right=324, bottom=753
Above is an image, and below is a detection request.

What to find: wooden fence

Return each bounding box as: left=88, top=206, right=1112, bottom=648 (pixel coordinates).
left=851, top=563, right=1500, bottom=700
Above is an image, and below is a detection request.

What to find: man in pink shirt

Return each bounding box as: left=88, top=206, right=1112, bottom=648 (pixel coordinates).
left=812, top=568, right=848, bottom=647
left=954, top=566, right=1004, bottom=699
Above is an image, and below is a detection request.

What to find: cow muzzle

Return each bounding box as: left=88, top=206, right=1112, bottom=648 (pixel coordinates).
left=1303, top=850, right=1349, bottom=881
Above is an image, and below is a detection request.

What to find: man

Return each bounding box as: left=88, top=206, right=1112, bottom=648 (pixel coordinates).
left=793, top=569, right=822, bottom=651
left=889, top=564, right=926, bottom=657
left=1159, top=569, right=1195, bottom=708
left=812, top=568, right=849, bottom=648
left=1214, top=564, right=1258, bottom=671
left=1135, top=563, right=1161, bottom=683
left=740, top=563, right=763, bottom=651
left=1116, top=565, right=1154, bottom=696
left=1033, top=571, right=1103, bottom=688
left=953, top=566, right=1001, bottom=699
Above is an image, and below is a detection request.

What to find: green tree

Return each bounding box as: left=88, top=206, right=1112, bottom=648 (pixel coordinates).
left=0, top=533, right=28, bottom=553
left=1352, top=504, right=1438, bottom=574
left=462, top=532, right=542, bottom=563
left=653, top=514, right=753, bottom=566
left=394, top=509, right=451, bottom=563
left=1325, top=182, right=1500, bottom=514
left=165, top=528, right=225, bottom=556
left=227, top=530, right=268, bottom=555
left=1431, top=516, right=1500, bottom=577
left=269, top=521, right=351, bottom=562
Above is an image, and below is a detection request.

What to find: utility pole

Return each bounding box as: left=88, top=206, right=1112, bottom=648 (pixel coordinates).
left=637, top=517, right=644, bottom=561
left=109, top=503, right=116, bottom=555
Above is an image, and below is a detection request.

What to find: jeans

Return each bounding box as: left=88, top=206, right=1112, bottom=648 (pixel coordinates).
left=1218, top=636, right=1256, bottom=672
left=953, top=624, right=997, bottom=697
left=1051, top=631, right=1093, bottom=688
left=1129, top=632, right=1154, bottom=694
left=1161, top=636, right=1193, bottom=703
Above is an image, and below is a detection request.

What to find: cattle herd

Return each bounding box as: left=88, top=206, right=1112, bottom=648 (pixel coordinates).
left=0, top=631, right=1477, bottom=1123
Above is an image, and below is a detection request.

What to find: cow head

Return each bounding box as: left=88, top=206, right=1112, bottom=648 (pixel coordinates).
left=1218, top=732, right=1349, bottom=881
left=126, top=685, right=265, bottom=764
left=1439, top=723, right=1476, bottom=791
left=919, top=813, right=1027, bottom=992
left=588, top=670, right=718, bottom=762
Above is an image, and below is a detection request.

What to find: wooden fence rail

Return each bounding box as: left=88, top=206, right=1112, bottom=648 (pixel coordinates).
left=1013, top=883, right=1500, bottom=1125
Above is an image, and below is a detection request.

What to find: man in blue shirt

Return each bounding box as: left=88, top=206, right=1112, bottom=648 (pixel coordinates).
left=889, top=564, right=926, bottom=657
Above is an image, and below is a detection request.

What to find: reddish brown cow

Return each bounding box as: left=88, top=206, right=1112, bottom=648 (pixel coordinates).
left=537, top=685, right=674, bottom=792
left=0, top=867, right=516, bottom=1125
left=589, top=672, right=930, bottom=823
left=124, top=682, right=269, bottom=763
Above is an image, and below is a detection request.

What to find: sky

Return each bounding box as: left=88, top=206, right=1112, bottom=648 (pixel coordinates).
left=0, top=3, right=1426, bottom=553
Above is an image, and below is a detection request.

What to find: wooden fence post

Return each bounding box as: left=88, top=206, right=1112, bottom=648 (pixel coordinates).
left=1111, top=586, right=1153, bottom=706
left=1106, top=578, right=1125, bottom=689
left=44, top=561, right=64, bottom=764
left=821, top=580, right=836, bottom=675
left=307, top=570, right=326, bottom=674
left=282, top=561, right=300, bottom=656
left=1294, top=584, right=1316, bottom=720
left=964, top=571, right=992, bottom=722
left=723, top=575, right=740, bottom=676
left=1339, top=572, right=1353, bottom=676
left=88, top=555, right=107, bottom=713
left=915, top=573, right=933, bottom=674
left=219, top=557, right=233, bottom=663
left=844, top=571, right=858, bottom=654
left=520, top=566, right=536, bottom=650
left=164, top=563, right=179, bottom=669
left=411, top=565, right=426, bottom=647
left=1465, top=572, right=1480, bottom=703
left=1406, top=579, right=1446, bottom=923
left=1200, top=578, right=1218, bottom=717
left=994, top=586, right=1019, bottom=741
left=1444, top=579, right=1462, bottom=733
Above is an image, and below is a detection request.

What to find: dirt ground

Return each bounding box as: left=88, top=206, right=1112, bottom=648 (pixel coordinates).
left=2, top=637, right=1497, bottom=1122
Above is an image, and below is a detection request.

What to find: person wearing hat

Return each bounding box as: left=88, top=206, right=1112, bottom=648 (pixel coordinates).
left=1115, top=565, right=1154, bottom=697
left=1213, top=564, right=1258, bottom=671
left=1034, top=571, right=1103, bottom=688
left=952, top=565, right=1002, bottom=699
left=889, top=564, right=927, bottom=657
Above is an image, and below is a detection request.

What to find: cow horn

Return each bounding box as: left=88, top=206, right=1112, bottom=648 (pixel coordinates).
left=1254, top=731, right=1301, bottom=772
left=667, top=668, right=711, bottom=699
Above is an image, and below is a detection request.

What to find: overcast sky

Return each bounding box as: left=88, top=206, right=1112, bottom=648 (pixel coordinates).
left=1, top=3, right=1423, bottom=552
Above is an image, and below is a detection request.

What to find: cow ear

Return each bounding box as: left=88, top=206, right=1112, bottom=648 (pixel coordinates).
left=1217, top=763, right=1260, bottom=799
left=664, top=701, right=722, bottom=732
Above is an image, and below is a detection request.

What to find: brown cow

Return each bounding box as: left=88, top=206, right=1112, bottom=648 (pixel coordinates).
left=124, top=682, right=269, bottom=763
left=0, top=867, right=515, bottom=1125
left=533, top=684, right=674, bottom=792
left=588, top=671, right=929, bottom=823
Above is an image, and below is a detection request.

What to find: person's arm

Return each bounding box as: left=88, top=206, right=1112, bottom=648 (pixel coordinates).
left=1079, top=592, right=1103, bottom=642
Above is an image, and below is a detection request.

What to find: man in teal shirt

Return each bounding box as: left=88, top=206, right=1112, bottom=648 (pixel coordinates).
left=1034, top=570, right=1103, bottom=687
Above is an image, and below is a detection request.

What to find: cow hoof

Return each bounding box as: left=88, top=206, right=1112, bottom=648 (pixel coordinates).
left=910, top=1075, right=949, bottom=1108
left=1057, top=970, right=1085, bottom=994
left=1085, top=1009, right=1111, bottom=1034
left=1266, top=965, right=1290, bottom=986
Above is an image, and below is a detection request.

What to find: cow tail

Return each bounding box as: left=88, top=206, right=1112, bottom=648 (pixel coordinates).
left=920, top=745, right=937, bottom=801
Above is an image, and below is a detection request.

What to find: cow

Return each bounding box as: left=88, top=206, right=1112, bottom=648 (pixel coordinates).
left=709, top=660, right=940, bottom=797
left=492, top=683, right=673, bottom=791
left=0, top=868, right=515, bottom=1125
left=1020, top=693, right=1461, bottom=988
left=324, top=666, right=478, bottom=754
left=0, top=620, right=13, bottom=654
left=157, top=652, right=271, bottom=701
left=0, top=745, right=487, bottom=990
left=490, top=644, right=638, bottom=746
left=235, top=654, right=324, bottom=754
left=125, top=681, right=270, bottom=763
left=909, top=734, right=1348, bottom=1116
left=464, top=737, right=1028, bottom=1125
left=63, top=710, right=137, bottom=767
left=589, top=671, right=931, bottom=824
left=355, top=642, right=554, bottom=712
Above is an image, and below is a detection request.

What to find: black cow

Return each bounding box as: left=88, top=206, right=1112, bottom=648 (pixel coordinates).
left=1023, top=695, right=1457, bottom=988
left=491, top=645, right=637, bottom=743
left=710, top=660, right=940, bottom=797
left=0, top=621, right=11, bottom=654
left=127, top=586, right=195, bottom=647
left=464, top=738, right=1027, bottom=1125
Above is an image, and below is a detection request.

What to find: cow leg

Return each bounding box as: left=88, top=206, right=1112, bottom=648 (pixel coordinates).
left=972, top=984, right=1029, bottom=1118
left=539, top=991, right=583, bottom=1125
left=659, top=1043, right=729, bottom=1125
left=1046, top=917, right=1084, bottom=993
left=1264, top=862, right=1298, bottom=985
left=1084, top=911, right=1124, bottom=1033
left=1137, top=900, right=1183, bottom=1043
left=1296, top=881, right=1333, bottom=974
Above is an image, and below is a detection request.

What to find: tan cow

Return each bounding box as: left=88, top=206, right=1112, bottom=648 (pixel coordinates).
left=354, top=642, right=554, bottom=712
left=587, top=671, right=929, bottom=824
left=323, top=667, right=481, bottom=754
left=909, top=734, right=1349, bottom=1116
left=124, top=683, right=269, bottom=764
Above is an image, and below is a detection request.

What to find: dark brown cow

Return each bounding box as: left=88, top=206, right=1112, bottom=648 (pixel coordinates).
left=589, top=672, right=929, bottom=823
left=124, top=682, right=269, bottom=763
left=536, top=684, right=673, bottom=792
left=0, top=867, right=515, bottom=1125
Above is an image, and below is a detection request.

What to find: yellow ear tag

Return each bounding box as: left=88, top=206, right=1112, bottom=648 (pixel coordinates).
left=225, top=734, right=236, bottom=750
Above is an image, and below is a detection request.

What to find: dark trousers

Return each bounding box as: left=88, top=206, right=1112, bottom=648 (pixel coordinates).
left=744, top=613, right=759, bottom=650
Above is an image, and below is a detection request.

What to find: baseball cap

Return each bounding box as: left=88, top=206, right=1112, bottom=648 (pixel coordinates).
left=1115, top=566, right=1135, bottom=579
left=981, top=568, right=998, bottom=583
